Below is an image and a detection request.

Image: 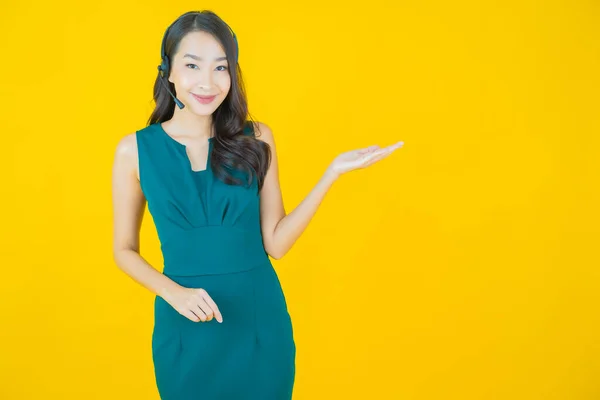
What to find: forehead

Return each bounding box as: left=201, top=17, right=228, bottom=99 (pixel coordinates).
left=175, top=31, right=225, bottom=57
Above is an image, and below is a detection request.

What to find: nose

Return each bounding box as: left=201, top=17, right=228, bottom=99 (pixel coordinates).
left=196, top=70, right=214, bottom=92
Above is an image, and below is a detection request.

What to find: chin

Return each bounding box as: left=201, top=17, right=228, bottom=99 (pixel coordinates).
left=187, top=97, right=225, bottom=114
left=190, top=109, right=217, bottom=117
left=187, top=103, right=218, bottom=115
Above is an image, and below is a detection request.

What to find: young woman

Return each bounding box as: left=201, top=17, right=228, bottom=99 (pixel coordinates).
left=111, top=10, right=403, bottom=400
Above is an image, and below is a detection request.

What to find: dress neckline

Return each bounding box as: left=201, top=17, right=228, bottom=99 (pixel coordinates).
left=157, top=122, right=213, bottom=174
left=157, top=122, right=214, bottom=145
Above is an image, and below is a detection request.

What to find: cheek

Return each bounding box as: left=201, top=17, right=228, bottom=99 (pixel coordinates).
left=218, top=74, right=232, bottom=92
left=178, top=72, right=196, bottom=88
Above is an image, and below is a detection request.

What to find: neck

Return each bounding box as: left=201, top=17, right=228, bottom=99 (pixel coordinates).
left=166, top=108, right=214, bottom=140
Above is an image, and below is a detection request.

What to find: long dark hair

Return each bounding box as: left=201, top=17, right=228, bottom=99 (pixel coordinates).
left=147, top=10, right=270, bottom=191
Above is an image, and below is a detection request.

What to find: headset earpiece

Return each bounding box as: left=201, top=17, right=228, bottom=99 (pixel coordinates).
left=158, top=57, right=169, bottom=78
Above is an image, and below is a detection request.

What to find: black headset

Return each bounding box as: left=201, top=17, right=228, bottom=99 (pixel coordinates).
left=157, top=16, right=239, bottom=110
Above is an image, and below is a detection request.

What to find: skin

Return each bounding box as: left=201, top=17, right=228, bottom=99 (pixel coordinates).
left=112, top=30, right=404, bottom=324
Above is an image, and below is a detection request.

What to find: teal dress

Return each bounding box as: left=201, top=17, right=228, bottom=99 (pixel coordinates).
left=136, top=121, right=296, bottom=399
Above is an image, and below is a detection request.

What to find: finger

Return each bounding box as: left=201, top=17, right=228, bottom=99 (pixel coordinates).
left=194, top=299, right=214, bottom=322
left=363, top=148, right=389, bottom=162
left=201, top=291, right=223, bottom=323
left=357, top=152, right=379, bottom=167
left=357, top=145, right=380, bottom=155
left=191, top=292, right=217, bottom=323
left=192, top=290, right=215, bottom=322
left=183, top=309, right=201, bottom=322
left=379, top=142, right=402, bottom=152
left=368, top=153, right=391, bottom=165
left=388, top=141, right=403, bottom=150
left=359, top=142, right=401, bottom=155
left=379, top=143, right=402, bottom=155
left=192, top=305, right=208, bottom=322
left=365, top=150, right=395, bottom=166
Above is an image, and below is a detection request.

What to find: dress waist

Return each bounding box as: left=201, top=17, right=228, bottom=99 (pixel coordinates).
left=160, top=226, right=270, bottom=276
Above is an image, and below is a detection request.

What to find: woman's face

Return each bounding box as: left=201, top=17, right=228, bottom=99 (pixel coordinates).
left=168, top=30, right=232, bottom=115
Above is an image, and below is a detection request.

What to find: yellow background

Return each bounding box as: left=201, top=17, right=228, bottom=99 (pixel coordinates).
left=1, top=1, right=599, bottom=399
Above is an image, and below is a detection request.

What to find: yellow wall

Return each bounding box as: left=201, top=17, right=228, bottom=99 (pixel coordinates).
left=1, top=1, right=599, bottom=399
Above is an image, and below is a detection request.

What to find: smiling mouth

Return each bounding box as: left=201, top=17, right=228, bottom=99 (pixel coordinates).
left=191, top=93, right=217, bottom=105
left=192, top=94, right=216, bottom=99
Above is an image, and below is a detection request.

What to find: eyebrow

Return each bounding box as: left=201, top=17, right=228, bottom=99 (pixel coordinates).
left=183, top=53, right=228, bottom=62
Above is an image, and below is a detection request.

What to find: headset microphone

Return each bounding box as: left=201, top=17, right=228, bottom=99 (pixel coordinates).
left=157, top=17, right=239, bottom=110
left=157, top=68, right=185, bottom=109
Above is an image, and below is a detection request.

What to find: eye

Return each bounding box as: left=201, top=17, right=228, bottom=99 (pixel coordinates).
left=185, top=64, right=228, bottom=71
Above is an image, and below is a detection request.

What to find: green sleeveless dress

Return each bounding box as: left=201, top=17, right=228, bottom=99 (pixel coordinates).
left=135, top=121, right=296, bottom=399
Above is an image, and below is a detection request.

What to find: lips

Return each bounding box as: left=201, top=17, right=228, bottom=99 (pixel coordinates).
left=192, top=94, right=216, bottom=99
left=192, top=93, right=216, bottom=104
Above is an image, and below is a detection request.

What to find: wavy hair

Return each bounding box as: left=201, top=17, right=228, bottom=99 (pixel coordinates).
left=147, top=10, right=270, bottom=191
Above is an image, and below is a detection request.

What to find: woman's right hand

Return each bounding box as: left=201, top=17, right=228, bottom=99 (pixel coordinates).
left=163, top=286, right=223, bottom=323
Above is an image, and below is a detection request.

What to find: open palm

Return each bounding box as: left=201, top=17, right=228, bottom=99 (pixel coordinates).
left=328, top=140, right=404, bottom=177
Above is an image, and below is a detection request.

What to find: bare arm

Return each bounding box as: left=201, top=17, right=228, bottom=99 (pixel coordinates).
left=255, top=122, right=339, bottom=260
left=111, top=133, right=182, bottom=299
left=256, top=122, right=402, bottom=260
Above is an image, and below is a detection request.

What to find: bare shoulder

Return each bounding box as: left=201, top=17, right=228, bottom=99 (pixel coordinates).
left=115, top=132, right=138, bottom=156
left=114, top=132, right=140, bottom=181
left=251, top=121, right=275, bottom=147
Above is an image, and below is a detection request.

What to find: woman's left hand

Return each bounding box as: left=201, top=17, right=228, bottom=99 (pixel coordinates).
left=326, top=140, right=404, bottom=178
